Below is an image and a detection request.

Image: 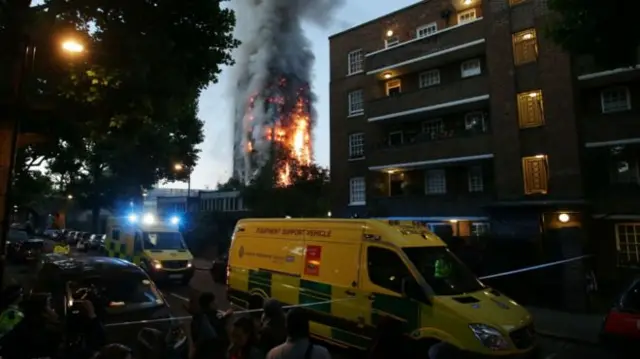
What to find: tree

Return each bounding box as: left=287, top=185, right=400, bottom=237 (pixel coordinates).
left=242, top=147, right=331, bottom=217
left=546, top=0, right=640, bottom=68
left=4, top=0, right=240, bottom=230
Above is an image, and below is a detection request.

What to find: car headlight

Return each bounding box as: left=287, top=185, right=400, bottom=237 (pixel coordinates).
left=186, top=261, right=192, bottom=268
left=152, top=260, right=162, bottom=269
left=469, top=323, right=509, bottom=350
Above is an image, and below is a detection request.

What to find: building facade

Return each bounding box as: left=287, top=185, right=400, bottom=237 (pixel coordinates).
left=329, top=0, right=640, bottom=286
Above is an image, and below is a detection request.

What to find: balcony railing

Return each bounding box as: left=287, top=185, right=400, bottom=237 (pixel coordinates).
left=365, top=18, right=485, bottom=73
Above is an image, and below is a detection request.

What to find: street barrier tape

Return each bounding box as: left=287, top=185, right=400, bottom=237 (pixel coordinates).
left=105, top=255, right=592, bottom=328
left=478, top=254, right=592, bottom=280
left=104, top=297, right=355, bottom=327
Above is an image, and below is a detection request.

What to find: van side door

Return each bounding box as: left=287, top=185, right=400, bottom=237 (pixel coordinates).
left=359, top=244, right=423, bottom=333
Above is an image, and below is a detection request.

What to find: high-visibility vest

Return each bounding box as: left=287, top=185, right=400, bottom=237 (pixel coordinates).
left=54, top=244, right=69, bottom=254
left=0, top=305, right=24, bottom=338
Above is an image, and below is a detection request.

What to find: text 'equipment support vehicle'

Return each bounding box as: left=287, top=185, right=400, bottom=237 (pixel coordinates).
left=105, top=213, right=194, bottom=285
left=227, top=218, right=536, bottom=358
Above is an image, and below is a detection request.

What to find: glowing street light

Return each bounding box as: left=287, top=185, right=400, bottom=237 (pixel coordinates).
left=173, top=163, right=191, bottom=198
left=174, top=163, right=184, bottom=171
left=61, top=39, right=84, bottom=53
left=67, top=194, right=73, bottom=200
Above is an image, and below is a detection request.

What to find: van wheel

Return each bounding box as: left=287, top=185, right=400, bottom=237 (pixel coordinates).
left=413, top=339, right=439, bottom=358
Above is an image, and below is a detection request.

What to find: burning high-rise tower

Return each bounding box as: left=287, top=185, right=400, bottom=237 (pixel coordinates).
left=231, top=0, right=344, bottom=185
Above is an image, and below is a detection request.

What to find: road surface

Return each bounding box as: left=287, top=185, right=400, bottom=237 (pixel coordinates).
left=5, top=249, right=614, bottom=359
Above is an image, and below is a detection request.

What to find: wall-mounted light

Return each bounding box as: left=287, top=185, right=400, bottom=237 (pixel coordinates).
left=528, top=92, right=538, bottom=97
left=522, top=33, right=533, bottom=40
left=558, top=213, right=570, bottom=223
left=383, top=72, right=392, bottom=79
left=534, top=154, right=545, bottom=159
left=386, top=30, right=394, bottom=37
left=463, top=0, right=472, bottom=4
left=449, top=219, right=458, bottom=223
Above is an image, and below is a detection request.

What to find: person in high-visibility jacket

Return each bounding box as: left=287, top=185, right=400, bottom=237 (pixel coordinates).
left=0, top=285, right=24, bottom=339
left=53, top=240, right=70, bottom=254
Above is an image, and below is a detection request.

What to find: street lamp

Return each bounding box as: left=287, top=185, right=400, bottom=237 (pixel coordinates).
left=173, top=163, right=191, bottom=198
left=67, top=194, right=73, bottom=200
left=0, top=33, right=86, bottom=288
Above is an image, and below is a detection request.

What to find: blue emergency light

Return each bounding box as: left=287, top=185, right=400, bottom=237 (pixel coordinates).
left=170, top=216, right=180, bottom=225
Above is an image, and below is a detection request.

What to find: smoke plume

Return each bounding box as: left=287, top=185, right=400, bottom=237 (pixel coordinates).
left=231, top=0, right=345, bottom=184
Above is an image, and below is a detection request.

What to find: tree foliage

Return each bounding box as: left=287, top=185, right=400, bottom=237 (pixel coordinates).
left=242, top=149, right=331, bottom=217
left=1, top=0, right=239, bottom=228
left=547, top=0, right=640, bottom=68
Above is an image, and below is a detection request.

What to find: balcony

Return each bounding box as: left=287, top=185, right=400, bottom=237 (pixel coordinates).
left=365, top=19, right=485, bottom=77
left=367, top=75, right=490, bottom=122
left=367, top=118, right=492, bottom=170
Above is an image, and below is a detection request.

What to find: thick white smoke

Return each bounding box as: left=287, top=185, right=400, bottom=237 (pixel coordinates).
left=231, top=0, right=345, bottom=183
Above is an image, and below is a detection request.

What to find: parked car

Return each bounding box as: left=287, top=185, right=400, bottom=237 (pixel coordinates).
left=88, top=234, right=103, bottom=250
left=6, top=230, right=44, bottom=263
left=69, top=231, right=85, bottom=245
left=31, top=255, right=188, bottom=354
left=210, top=252, right=228, bottom=284
left=66, top=231, right=77, bottom=243
left=601, top=275, right=640, bottom=357
left=76, top=233, right=91, bottom=252
left=98, top=234, right=106, bottom=253
left=43, top=229, right=60, bottom=239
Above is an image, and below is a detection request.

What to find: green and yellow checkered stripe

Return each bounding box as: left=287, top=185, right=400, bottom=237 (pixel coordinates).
left=228, top=268, right=421, bottom=350
left=105, top=240, right=141, bottom=264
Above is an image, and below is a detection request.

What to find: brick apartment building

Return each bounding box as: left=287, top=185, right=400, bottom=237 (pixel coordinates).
left=328, top=0, right=640, bottom=284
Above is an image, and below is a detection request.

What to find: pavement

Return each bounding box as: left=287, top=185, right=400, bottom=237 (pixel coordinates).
left=4, top=250, right=616, bottom=359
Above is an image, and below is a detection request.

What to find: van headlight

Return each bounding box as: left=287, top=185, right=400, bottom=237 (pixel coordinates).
left=469, top=324, right=509, bottom=350
left=152, top=260, right=162, bottom=269
left=186, top=261, right=192, bottom=268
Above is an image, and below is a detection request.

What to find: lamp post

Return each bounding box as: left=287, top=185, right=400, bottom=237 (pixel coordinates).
left=0, top=27, right=84, bottom=286
left=174, top=163, right=191, bottom=198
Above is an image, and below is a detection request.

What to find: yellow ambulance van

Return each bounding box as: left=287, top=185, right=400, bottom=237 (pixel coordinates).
left=105, top=213, right=194, bottom=284
left=227, top=218, right=535, bottom=357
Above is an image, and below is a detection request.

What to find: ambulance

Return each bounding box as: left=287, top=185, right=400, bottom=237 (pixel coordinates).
left=105, top=213, right=194, bottom=285
left=227, top=218, right=536, bottom=357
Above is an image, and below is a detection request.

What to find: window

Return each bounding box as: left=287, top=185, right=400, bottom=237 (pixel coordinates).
left=69, top=274, right=164, bottom=313
left=601, top=87, right=631, bottom=113
left=425, top=169, right=446, bottom=194
left=471, top=223, right=490, bottom=237
left=404, top=246, right=483, bottom=295
left=512, top=29, right=538, bottom=65
left=460, top=59, right=481, bottom=78
left=468, top=166, right=483, bottom=192
left=422, top=119, right=444, bottom=139
left=517, top=90, right=545, bottom=128
left=522, top=155, right=548, bottom=195
left=385, top=79, right=401, bottom=96
left=348, top=133, right=364, bottom=158
left=348, top=90, right=363, bottom=115
left=611, top=159, right=640, bottom=184
left=142, top=231, right=186, bottom=250
left=388, top=131, right=403, bottom=146
left=419, top=69, right=440, bottom=88
left=367, top=246, right=412, bottom=293
left=417, top=23, right=438, bottom=38
left=615, top=223, right=640, bottom=267
left=457, top=9, right=477, bottom=24
left=385, top=36, right=399, bottom=48
left=347, top=49, right=363, bottom=75
left=349, top=177, right=365, bottom=205
left=464, top=112, right=486, bottom=132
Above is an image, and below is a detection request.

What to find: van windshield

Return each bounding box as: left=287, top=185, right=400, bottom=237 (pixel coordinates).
left=142, top=231, right=185, bottom=250
left=403, top=246, right=484, bottom=296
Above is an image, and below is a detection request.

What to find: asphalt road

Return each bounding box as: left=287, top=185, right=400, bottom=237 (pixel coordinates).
left=5, top=249, right=614, bottom=359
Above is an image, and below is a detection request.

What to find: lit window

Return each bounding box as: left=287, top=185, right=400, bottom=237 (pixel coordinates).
left=425, top=169, right=446, bottom=194
left=348, top=90, right=363, bottom=116
left=615, top=223, right=640, bottom=267
left=419, top=69, right=440, bottom=88
left=522, top=155, right=548, bottom=195
left=512, top=29, right=538, bottom=65
left=464, top=112, right=487, bottom=133
left=601, top=87, right=631, bottom=113
left=461, top=59, right=481, bottom=78
left=388, top=131, right=403, bottom=146
left=468, top=166, right=484, bottom=192
left=385, top=36, right=399, bottom=48
left=349, top=177, right=366, bottom=205
left=457, top=9, right=477, bottom=24
left=417, top=23, right=438, bottom=38
left=422, top=119, right=444, bottom=140
left=471, top=223, right=489, bottom=237
left=347, top=49, right=363, bottom=75
left=348, top=133, right=364, bottom=158
left=517, top=90, right=545, bottom=128
left=385, top=79, right=401, bottom=96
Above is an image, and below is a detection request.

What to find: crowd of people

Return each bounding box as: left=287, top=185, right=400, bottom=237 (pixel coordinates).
left=0, top=285, right=421, bottom=359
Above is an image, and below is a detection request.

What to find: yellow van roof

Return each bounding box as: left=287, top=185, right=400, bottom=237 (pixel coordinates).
left=236, top=218, right=446, bottom=248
